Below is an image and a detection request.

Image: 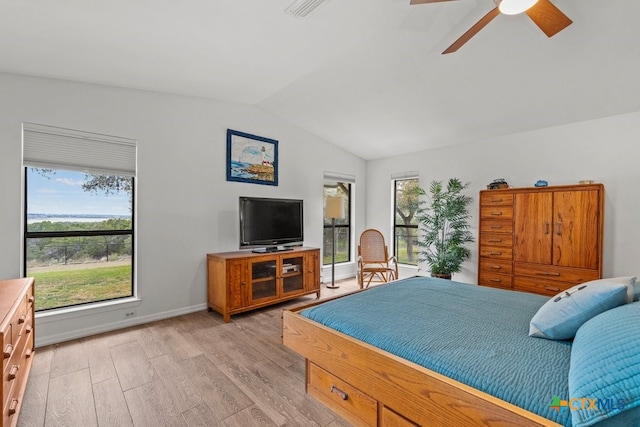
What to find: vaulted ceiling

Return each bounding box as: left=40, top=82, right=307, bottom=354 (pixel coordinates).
left=1, top=1, right=639, bottom=159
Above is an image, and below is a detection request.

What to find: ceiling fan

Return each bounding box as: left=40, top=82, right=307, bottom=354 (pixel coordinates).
left=410, top=0, right=572, bottom=54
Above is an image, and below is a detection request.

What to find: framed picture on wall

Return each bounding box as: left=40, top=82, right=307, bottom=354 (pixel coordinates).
left=226, top=129, right=278, bottom=186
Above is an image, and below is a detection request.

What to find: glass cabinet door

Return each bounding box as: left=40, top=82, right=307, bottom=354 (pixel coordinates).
left=250, top=260, right=277, bottom=301
left=282, top=255, right=304, bottom=294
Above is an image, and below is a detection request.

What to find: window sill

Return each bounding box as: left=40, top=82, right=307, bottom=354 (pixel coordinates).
left=35, top=297, right=142, bottom=324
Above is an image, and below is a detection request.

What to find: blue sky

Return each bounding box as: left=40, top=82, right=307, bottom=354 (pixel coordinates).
left=27, top=168, right=131, bottom=216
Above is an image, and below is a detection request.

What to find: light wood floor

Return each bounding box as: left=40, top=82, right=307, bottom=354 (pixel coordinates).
left=18, top=278, right=363, bottom=427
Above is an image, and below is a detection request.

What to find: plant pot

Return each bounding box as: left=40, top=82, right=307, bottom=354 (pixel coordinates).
left=431, top=272, right=452, bottom=280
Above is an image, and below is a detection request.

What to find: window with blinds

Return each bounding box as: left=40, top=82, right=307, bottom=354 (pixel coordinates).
left=22, top=123, right=137, bottom=311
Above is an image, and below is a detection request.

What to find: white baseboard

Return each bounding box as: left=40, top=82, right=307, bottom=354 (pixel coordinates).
left=35, top=303, right=208, bottom=347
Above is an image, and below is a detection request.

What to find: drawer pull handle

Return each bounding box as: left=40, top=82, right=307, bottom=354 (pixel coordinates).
left=8, top=398, right=18, bottom=415
left=330, top=385, right=348, bottom=401
left=545, top=286, right=561, bottom=292
left=544, top=223, right=550, bottom=234
left=488, top=239, right=502, bottom=243
left=491, top=211, right=503, bottom=216
left=490, top=198, right=503, bottom=202
left=489, top=225, right=503, bottom=229
left=489, top=265, right=502, bottom=270
left=26, top=348, right=33, bottom=358
left=18, top=314, right=27, bottom=324
left=26, top=325, right=33, bottom=334
left=9, top=365, right=19, bottom=380
left=536, top=272, right=561, bottom=277
left=490, top=278, right=501, bottom=283
left=489, top=251, right=503, bottom=256
left=29, top=295, right=35, bottom=304
left=4, top=344, right=13, bottom=359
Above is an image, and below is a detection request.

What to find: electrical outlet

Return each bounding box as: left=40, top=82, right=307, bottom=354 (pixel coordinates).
left=124, top=310, right=136, bottom=318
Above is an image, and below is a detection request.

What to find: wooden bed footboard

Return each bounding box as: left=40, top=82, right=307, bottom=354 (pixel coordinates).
left=282, top=303, right=561, bottom=427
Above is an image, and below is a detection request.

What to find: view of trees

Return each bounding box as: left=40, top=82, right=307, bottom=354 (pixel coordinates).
left=394, top=179, right=420, bottom=265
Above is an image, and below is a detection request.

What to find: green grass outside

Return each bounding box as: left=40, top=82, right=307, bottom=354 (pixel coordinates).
left=31, top=264, right=132, bottom=311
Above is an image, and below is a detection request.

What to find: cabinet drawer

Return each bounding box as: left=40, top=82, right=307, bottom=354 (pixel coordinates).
left=480, top=233, right=513, bottom=248
left=479, top=273, right=513, bottom=290
left=479, top=246, right=512, bottom=260
left=514, top=263, right=600, bottom=284
left=382, top=406, right=419, bottom=426
left=513, top=276, right=574, bottom=296
left=480, top=192, right=514, bottom=206
left=480, top=206, right=513, bottom=220
left=479, top=259, right=513, bottom=275
left=2, top=326, right=11, bottom=373
left=308, top=363, right=377, bottom=426
left=479, top=219, right=513, bottom=234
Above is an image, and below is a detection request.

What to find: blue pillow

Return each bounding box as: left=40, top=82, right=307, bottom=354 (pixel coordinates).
left=529, top=279, right=630, bottom=340
left=569, top=302, right=640, bottom=427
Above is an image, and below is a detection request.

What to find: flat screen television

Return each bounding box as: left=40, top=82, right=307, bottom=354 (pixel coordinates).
left=239, top=197, right=304, bottom=252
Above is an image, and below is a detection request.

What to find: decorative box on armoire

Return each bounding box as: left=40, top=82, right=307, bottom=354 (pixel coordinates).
left=478, top=184, right=604, bottom=296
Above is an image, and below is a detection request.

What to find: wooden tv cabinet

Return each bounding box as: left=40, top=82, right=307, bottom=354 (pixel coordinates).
left=207, top=247, right=320, bottom=322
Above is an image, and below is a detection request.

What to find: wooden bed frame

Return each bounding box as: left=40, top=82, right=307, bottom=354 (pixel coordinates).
left=282, top=292, right=561, bottom=427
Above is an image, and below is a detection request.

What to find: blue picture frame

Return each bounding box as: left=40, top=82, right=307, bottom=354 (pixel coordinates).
left=226, top=129, right=278, bottom=186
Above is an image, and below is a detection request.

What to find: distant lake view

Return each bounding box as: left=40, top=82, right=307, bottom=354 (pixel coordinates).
left=27, top=214, right=131, bottom=224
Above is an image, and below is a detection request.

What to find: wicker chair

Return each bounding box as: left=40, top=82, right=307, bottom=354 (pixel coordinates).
left=357, top=229, right=398, bottom=289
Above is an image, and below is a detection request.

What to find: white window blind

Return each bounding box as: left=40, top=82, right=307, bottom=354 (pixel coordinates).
left=22, top=123, right=137, bottom=176
left=324, top=171, right=355, bottom=184
left=391, top=171, right=419, bottom=180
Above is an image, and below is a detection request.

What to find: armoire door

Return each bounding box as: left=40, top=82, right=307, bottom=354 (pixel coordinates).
left=553, top=190, right=600, bottom=269
left=514, top=192, right=553, bottom=264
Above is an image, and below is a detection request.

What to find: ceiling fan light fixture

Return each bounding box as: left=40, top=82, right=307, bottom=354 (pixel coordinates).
left=498, top=0, right=539, bottom=15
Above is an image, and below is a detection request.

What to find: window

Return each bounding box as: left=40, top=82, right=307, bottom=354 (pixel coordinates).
left=394, top=178, right=419, bottom=265
left=22, top=123, right=136, bottom=312
left=323, top=181, right=351, bottom=265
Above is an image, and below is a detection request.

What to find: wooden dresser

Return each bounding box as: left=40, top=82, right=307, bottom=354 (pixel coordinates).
left=1, top=278, right=35, bottom=427
left=478, top=184, right=604, bottom=296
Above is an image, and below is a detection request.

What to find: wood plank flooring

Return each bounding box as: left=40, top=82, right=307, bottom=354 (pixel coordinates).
left=18, top=279, right=362, bottom=427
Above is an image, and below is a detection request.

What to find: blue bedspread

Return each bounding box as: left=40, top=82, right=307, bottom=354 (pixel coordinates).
left=302, top=276, right=572, bottom=426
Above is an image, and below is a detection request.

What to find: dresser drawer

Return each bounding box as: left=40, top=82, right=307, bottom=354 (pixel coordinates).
left=480, top=206, right=513, bottom=220
left=479, top=259, right=513, bottom=275
left=2, top=326, right=11, bottom=373
left=480, top=192, right=514, bottom=206
left=308, top=363, right=377, bottom=426
left=479, top=246, right=513, bottom=260
left=513, top=276, right=574, bottom=296
left=479, top=219, right=513, bottom=234
left=480, top=233, right=513, bottom=248
left=479, top=272, right=513, bottom=290
left=514, top=263, right=600, bottom=284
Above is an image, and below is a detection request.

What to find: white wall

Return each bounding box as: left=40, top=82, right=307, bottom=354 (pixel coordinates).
left=0, top=72, right=366, bottom=346
left=367, top=111, right=640, bottom=284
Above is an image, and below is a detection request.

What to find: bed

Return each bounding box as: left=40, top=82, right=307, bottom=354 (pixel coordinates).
left=281, top=276, right=640, bottom=427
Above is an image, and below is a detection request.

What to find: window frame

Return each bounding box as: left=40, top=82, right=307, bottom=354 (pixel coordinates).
left=323, top=181, right=352, bottom=266
left=23, top=168, right=136, bottom=312
left=393, top=177, right=419, bottom=266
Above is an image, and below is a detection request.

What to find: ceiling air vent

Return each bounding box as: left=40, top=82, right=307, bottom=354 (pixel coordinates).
left=285, top=0, right=330, bottom=18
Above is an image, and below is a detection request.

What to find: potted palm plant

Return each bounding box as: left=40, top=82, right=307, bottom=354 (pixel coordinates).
left=414, top=178, right=474, bottom=279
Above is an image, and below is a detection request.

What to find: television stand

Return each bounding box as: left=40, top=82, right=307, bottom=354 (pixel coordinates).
left=206, top=247, right=321, bottom=322
left=252, top=246, right=294, bottom=253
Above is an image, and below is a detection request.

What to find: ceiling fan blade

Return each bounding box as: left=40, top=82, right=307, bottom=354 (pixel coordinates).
left=442, top=7, right=500, bottom=54
left=525, top=0, right=572, bottom=37
left=410, top=0, right=459, bottom=5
